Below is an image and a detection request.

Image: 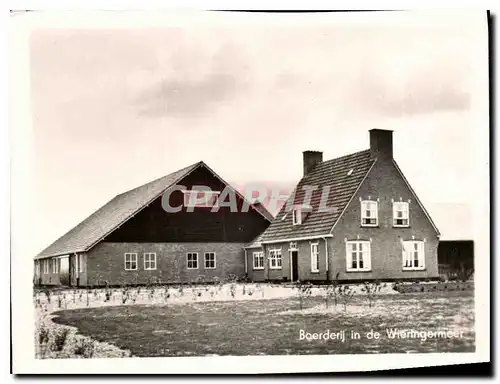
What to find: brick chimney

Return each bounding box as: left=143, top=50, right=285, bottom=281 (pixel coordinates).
left=369, top=129, right=393, bottom=162
left=303, top=150, right=323, bottom=177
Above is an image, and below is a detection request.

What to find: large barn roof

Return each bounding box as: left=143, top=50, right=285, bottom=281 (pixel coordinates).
left=36, top=161, right=272, bottom=259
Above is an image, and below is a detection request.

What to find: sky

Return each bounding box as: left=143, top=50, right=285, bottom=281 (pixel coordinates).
left=24, top=11, right=489, bottom=256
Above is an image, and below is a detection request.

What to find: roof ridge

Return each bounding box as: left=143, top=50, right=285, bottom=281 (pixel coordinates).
left=116, top=161, right=202, bottom=197
left=321, top=148, right=370, bottom=165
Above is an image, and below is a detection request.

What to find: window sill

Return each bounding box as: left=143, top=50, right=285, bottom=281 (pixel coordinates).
left=269, top=267, right=283, bottom=270
left=346, top=269, right=372, bottom=273
left=311, top=270, right=320, bottom=274
left=360, top=225, right=379, bottom=228
left=144, top=269, right=157, bottom=271
left=253, top=267, right=265, bottom=271
left=402, top=268, right=426, bottom=271
left=186, top=268, right=199, bottom=270
left=205, top=267, right=216, bottom=270
left=393, top=225, right=410, bottom=228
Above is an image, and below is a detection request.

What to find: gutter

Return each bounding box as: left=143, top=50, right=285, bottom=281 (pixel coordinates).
left=261, top=234, right=333, bottom=245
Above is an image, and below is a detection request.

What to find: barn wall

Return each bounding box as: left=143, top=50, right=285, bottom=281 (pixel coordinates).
left=86, top=242, right=245, bottom=286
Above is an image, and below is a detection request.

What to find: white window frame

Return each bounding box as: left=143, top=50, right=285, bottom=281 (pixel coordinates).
left=393, top=202, right=410, bottom=227
left=269, top=248, right=283, bottom=270
left=292, top=208, right=302, bottom=225
left=310, top=243, right=319, bottom=273
left=124, top=253, right=138, bottom=271
left=346, top=241, right=371, bottom=272
left=204, top=252, right=216, bottom=269
left=183, top=190, right=220, bottom=208
left=35, top=261, right=40, bottom=276
left=253, top=251, right=264, bottom=270
left=51, top=258, right=58, bottom=274
left=43, top=259, right=49, bottom=274
left=186, top=252, right=199, bottom=269
left=361, top=200, right=378, bottom=227
left=144, top=252, right=157, bottom=270
left=402, top=241, right=425, bottom=270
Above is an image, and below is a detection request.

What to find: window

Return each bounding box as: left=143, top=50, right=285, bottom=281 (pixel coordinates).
left=253, top=251, right=264, bottom=270
left=187, top=252, right=198, bottom=269
left=361, top=200, right=378, bottom=226
left=43, top=259, right=49, bottom=274
left=35, top=261, right=40, bottom=276
left=346, top=241, right=371, bottom=272
left=124, top=253, right=138, bottom=270
left=402, top=241, right=425, bottom=270
left=292, top=208, right=302, bottom=225
left=269, top=249, right=282, bottom=269
left=144, top=253, right=157, bottom=270
left=204, top=252, right=216, bottom=269
left=79, top=254, right=84, bottom=273
left=311, top=243, right=319, bottom=272
left=183, top=190, right=220, bottom=208
left=52, top=259, right=58, bottom=274
left=393, top=202, right=410, bottom=227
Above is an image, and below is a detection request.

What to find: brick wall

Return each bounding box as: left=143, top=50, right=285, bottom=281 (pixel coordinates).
left=329, top=159, right=439, bottom=280
left=86, top=242, right=245, bottom=286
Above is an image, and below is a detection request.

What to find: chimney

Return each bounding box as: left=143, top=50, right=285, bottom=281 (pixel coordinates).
left=303, top=150, right=323, bottom=177
left=369, top=129, right=393, bottom=162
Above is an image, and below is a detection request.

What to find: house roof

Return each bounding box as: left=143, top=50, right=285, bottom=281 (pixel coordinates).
left=36, top=161, right=271, bottom=259
left=251, top=201, right=275, bottom=222
left=258, top=149, right=376, bottom=243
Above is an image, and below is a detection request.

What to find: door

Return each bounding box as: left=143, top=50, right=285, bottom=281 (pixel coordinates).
left=291, top=250, right=299, bottom=281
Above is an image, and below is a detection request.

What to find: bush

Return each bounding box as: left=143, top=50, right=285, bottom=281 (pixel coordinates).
left=74, top=338, right=95, bottom=358
left=360, top=281, right=384, bottom=308
left=337, top=284, right=355, bottom=312
left=51, top=328, right=70, bottom=352
left=38, top=324, right=50, bottom=346
left=294, top=280, right=313, bottom=310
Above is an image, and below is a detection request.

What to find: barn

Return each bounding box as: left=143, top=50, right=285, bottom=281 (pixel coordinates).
left=34, top=161, right=273, bottom=287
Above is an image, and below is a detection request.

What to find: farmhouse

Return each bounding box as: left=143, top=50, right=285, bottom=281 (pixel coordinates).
left=34, top=162, right=273, bottom=287
left=245, top=129, right=441, bottom=282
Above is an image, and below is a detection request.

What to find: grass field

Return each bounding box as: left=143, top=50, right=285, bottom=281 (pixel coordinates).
left=52, top=290, right=474, bottom=356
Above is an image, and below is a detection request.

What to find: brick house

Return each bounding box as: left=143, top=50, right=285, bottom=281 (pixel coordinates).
left=245, top=129, right=441, bottom=282
left=34, top=162, right=273, bottom=287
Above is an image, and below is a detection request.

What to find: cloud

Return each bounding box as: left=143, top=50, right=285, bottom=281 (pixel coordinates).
left=134, top=43, right=249, bottom=118
left=136, top=73, right=239, bottom=118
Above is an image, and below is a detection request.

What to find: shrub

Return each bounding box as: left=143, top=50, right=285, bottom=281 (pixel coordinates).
left=44, top=289, right=51, bottom=304
left=51, top=328, right=70, bottom=352
left=337, top=284, right=355, bottom=312
left=229, top=283, right=237, bottom=298
left=360, top=281, right=384, bottom=308
left=38, top=324, right=50, bottom=346
left=294, top=280, right=313, bottom=310
left=323, top=272, right=340, bottom=308
left=74, top=338, right=95, bottom=358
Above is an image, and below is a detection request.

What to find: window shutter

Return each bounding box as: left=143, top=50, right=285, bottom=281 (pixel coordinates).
left=364, top=241, right=371, bottom=270
left=402, top=242, right=407, bottom=268
left=419, top=242, right=425, bottom=269
left=345, top=243, right=352, bottom=270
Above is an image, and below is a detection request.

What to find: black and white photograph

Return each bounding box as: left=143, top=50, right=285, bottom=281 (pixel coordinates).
left=10, top=8, right=490, bottom=374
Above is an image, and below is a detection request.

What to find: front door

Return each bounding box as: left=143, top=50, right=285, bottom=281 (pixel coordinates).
left=291, top=250, right=299, bottom=281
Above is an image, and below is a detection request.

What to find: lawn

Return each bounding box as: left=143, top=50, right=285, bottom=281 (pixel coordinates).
left=52, top=290, right=475, bottom=356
